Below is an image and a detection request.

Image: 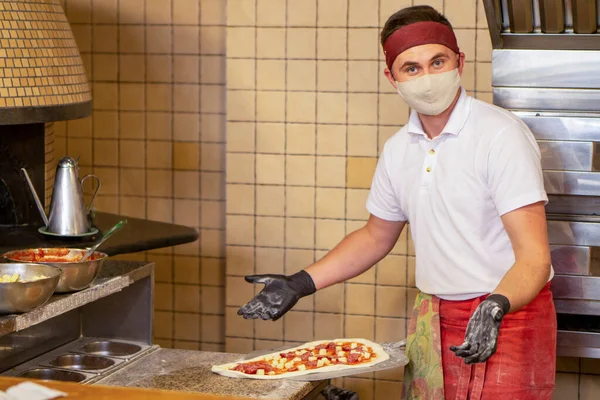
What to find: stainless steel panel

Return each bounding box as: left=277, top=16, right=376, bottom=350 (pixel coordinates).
left=515, top=112, right=600, bottom=142
left=507, top=0, right=534, bottom=32
left=539, top=140, right=593, bottom=171
left=557, top=331, right=600, bottom=357
left=547, top=219, right=600, bottom=246
left=494, top=87, right=600, bottom=112
left=539, top=0, right=565, bottom=33
left=501, top=33, right=600, bottom=50
left=551, top=275, right=600, bottom=300
left=544, top=170, right=600, bottom=196
left=571, top=0, right=597, bottom=33
left=551, top=245, right=591, bottom=275
left=555, top=299, right=600, bottom=315
left=483, top=0, right=504, bottom=48
left=492, top=50, right=600, bottom=88
left=546, top=195, right=600, bottom=215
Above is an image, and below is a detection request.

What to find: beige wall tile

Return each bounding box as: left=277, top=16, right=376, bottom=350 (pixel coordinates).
left=316, top=188, right=345, bottom=219
left=581, top=374, right=600, bottom=400
left=227, top=0, right=256, bottom=26
left=445, top=0, right=477, bottom=28
left=343, top=378, right=373, bottom=400
left=317, top=61, right=347, bottom=92
left=119, top=26, right=145, bottom=53
left=201, top=143, right=225, bottom=171
left=202, top=286, right=225, bottom=314
left=226, top=153, right=254, bottom=183
left=226, top=215, right=255, bottom=246
left=348, top=29, right=379, bottom=60
left=227, top=59, right=255, bottom=90
left=256, top=185, right=285, bottom=216
left=286, top=155, right=316, bottom=186
left=556, top=356, right=580, bottom=373
left=476, top=62, right=493, bottom=92
left=286, top=187, right=315, bottom=218
left=227, top=28, right=256, bottom=59
left=455, top=29, right=476, bottom=61
left=256, top=60, right=286, bottom=90
left=173, top=0, right=199, bottom=25
left=553, top=373, right=579, bottom=400
left=202, top=315, right=225, bottom=343
left=154, top=311, right=173, bottom=339
left=93, top=26, right=118, bottom=52
left=287, top=61, right=316, bottom=92
left=256, top=154, right=285, bottom=184
left=347, top=157, right=377, bottom=188
left=379, top=93, right=410, bottom=126
left=174, top=284, right=200, bottom=312
left=317, top=93, right=347, bottom=124
left=375, top=364, right=404, bottom=381
left=348, top=61, right=378, bottom=92
left=285, top=218, right=315, bottom=248
left=174, top=56, right=200, bottom=84
left=120, top=168, right=146, bottom=196
left=225, top=337, right=254, bottom=354
left=345, top=315, right=375, bottom=339
left=315, top=219, right=346, bottom=249
left=288, top=0, right=316, bottom=26
left=201, top=56, right=226, bottom=84
left=287, top=123, right=316, bottom=154
left=375, top=317, right=405, bottom=343
left=314, top=313, right=343, bottom=338
left=315, top=284, right=345, bottom=313
left=174, top=171, right=200, bottom=199
left=375, top=380, right=402, bottom=399
left=317, top=0, right=347, bottom=27
left=227, top=122, right=255, bottom=153
left=256, top=28, right=285, bottom=58
left=287, top=92, right=316, bottom=123
left=225, top=307, right=254, bottom=338
left=316, top=126, right=346, bottom=156
left=256, top=0, right=285, bottom=26
left=346, top=284, right=375, bottom=315
left=226, top=245, right=255, bottom=276
left=226, top=184, right=254, bottom=214
left=462, top=62, right=476, bottom=92
left=287, top=28, right=316, bottom=59
left=94, top=55, right=118, bottom=82
left=94, top=139, right=119, bottom=166
left=92, top=83, right=118, bottom=110
left=174, top=313, right=200, bottom=341
left=146, top=0, right=171, bottom=24
left=284, top=311, right=314, bottom=341
left=346, top=188, right=369, bottom=220
left=147, top=197, right=172, bottom=223
left=349, top=0, right=378, bottom=27
left=155, top=282, right=173, bottom=310
left=376, top=286, right=406, bottom=318
left=201, top=0, right=226, bottom=25
left=146, top=26, right=172, bottom=54
left=256, top=216, right=285, bottom=247
left=255, top=316, right=283, bottom=340
left=225, top=276, right=255, bottom=307
left=256, top=91, right=286, bottom=122
left=120, top=112, right=145, bottom=139
left=316, top=29, right=347, bottom=59
left=285, top=249, right=314, bottom=274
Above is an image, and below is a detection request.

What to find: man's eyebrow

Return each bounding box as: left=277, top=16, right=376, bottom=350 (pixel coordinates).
left=399, top=52, right=449, bottom=69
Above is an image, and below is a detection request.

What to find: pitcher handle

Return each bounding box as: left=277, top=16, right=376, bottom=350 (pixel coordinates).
left=81, top=174, right=101, bottom=213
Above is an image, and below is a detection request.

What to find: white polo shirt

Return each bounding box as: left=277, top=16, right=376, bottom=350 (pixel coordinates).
left=366, top=88, right=553, bottom=300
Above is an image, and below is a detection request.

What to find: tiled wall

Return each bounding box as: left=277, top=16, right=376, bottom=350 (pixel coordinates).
left=224, top=0, right=600, bottom=399
left=56, top=0, right=227, bottom=352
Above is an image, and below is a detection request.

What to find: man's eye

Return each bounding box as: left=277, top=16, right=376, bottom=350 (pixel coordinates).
left=406, top=66, right=417, bottom=74
left=433, top=59, right=444, bottom=67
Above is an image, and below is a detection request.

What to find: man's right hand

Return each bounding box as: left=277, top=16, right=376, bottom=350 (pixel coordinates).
left=237, top=270, right=316, bottom=321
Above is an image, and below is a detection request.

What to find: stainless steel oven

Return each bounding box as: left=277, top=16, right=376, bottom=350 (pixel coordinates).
left=483, top=0, right=600, bottom=358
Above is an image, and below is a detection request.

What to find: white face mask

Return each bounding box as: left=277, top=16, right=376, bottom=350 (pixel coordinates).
left=395, top=69, right=461, bottom=116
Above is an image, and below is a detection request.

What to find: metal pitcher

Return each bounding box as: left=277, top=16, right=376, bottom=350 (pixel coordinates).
left=22, top=157, right=101, bottom=235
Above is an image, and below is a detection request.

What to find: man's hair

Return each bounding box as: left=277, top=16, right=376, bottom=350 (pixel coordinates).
left=380, top=5, right=453, bottom=46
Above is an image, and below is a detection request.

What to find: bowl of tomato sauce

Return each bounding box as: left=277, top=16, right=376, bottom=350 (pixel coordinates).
left=2, top=248, right=107, bottom=293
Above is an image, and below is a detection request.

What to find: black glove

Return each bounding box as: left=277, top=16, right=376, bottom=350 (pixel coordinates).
left=449, top=294, right=510, bottom=364
left=321, top=384, right=359, bottom=400
left=237, top=271, right=316, bottom=321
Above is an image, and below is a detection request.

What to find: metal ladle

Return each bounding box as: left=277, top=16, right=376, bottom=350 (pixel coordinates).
left=80, top=220, right=127, bottom=261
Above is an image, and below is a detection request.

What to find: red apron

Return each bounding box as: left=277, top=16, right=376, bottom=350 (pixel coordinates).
left=403, top=283, right=557, bottom=400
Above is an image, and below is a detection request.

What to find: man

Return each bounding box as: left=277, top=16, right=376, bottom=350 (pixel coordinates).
left=237, top=5, right=556, bottom=399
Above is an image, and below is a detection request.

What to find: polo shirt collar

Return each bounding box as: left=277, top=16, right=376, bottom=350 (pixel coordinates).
left=406, top=87, right=472, bottom=138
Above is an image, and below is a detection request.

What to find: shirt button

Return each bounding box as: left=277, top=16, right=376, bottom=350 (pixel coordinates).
left=426, top=167, right=431, bottom=172
left=429, top=149, right=435, bottom=155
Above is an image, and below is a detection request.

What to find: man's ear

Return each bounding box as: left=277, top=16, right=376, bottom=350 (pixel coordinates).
left=384, top=67, right=397, bottom=88
left=457, top=52, right=466, bottom=76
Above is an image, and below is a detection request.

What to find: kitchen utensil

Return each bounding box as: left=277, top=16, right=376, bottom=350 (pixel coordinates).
left=80, top=220, right=127, bottom=262
left=22, top=156, right=101, bottom=236
left=0, top=263, right=62, bottom=314
left=235, top=339, right=408, bottom=381
left=3, top=248, right=108, bottom=293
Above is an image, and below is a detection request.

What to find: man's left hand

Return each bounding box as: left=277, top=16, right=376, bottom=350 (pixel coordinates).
left=450, top=294, right=511, bottom=364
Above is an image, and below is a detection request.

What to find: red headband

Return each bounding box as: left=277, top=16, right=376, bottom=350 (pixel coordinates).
left=383, top=21, right=460, bottom=70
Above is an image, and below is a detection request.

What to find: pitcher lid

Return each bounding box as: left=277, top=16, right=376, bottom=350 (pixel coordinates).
left=57, top=157, right=78, bottom=168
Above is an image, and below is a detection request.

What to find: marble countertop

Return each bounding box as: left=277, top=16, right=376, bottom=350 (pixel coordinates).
left=96, top=348, right=327, bottom=400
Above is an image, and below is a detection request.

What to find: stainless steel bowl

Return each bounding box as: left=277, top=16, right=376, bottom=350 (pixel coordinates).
left=0, top=263, right=61, bottom=314
left=48, top=354, right=115, bottom=371
left=19, top=368, right=86, bottom=382
left=81, top=340, right=142, bottom=357
left=2, top=248, right=107, bottom=293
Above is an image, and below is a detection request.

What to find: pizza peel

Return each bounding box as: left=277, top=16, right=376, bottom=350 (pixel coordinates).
left=233, top=339, right=408, bottom=381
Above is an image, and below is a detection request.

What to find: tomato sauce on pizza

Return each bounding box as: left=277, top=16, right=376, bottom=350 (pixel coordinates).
left=229, top=340, right=378, bottom=376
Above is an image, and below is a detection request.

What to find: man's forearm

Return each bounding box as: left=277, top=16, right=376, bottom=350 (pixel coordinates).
left=493, top=260, right=551, bottom=313
left=305, top=224, right=402, bottom=290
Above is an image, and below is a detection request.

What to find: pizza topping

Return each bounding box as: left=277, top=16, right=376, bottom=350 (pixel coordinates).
left=227, top=341, right=379, bottom=376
